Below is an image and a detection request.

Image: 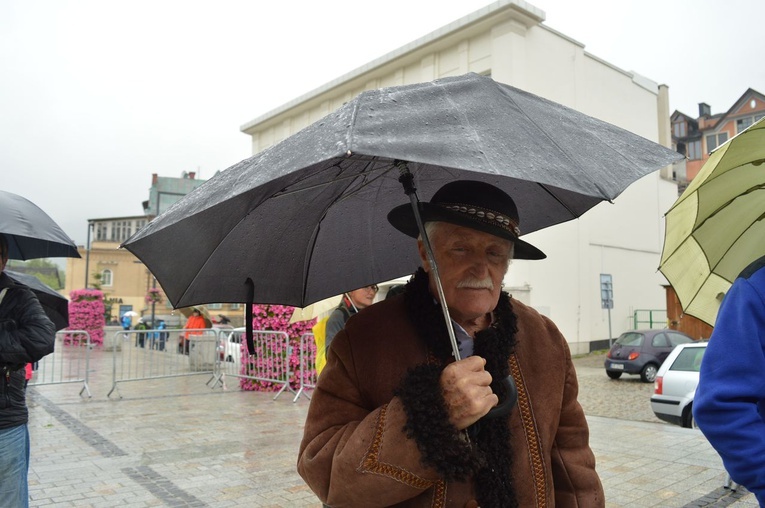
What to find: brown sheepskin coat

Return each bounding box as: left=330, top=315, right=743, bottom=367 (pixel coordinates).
left=298, top=277, right=603, bottom=507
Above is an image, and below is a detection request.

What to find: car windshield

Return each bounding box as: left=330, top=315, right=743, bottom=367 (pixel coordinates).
left=615, top=332, right=643, bottom=346
left=669, top=346, right=706, bottom=372
left=667, top=333, right=694, bottom=347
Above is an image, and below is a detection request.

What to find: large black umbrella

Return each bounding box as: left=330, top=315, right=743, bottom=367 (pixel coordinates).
left=0, top=190, right=81, bottom=260
left=124, top=73, right=681, bottom=311
left=125, top=73, right=681, bottom=416
left=4, top=270, right=69, bottom=331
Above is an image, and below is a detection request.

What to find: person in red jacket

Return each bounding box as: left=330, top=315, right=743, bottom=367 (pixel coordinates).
left=181, top=308, right=207, bottom=355
left=23, top=363, right=32, bottom=389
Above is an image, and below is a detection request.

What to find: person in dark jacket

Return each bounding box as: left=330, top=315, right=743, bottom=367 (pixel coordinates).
left=0, top=234, right=56, bottom=507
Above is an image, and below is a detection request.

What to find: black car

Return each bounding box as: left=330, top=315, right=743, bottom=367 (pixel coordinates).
left=604, top=329, right=694, bottom=383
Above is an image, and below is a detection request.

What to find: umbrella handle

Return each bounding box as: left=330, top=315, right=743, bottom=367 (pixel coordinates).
left=483, top=375, right=517, bottom=420
left=245, top=278, right=255, bottom=355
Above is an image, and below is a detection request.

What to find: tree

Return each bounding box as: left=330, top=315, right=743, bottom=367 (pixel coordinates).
left=6, top=258, right=65, bottom=289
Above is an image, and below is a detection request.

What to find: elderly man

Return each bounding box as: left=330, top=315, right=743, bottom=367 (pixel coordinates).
left=298, top=181, right=603, bottom=507
left=0, top=233, right=56, bottom=507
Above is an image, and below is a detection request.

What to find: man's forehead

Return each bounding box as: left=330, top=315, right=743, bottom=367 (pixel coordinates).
left=440, top=223, right=512, bottom=246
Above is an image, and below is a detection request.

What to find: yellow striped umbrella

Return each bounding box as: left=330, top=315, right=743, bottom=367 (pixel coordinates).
left=660, top=117, right=765, bottom=326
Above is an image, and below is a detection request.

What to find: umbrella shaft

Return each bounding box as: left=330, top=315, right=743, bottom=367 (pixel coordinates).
left=405, top=187, right=461, bottom=360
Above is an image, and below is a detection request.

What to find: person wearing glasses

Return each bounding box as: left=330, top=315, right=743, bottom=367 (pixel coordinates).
left=324, top=285, right=378, bottom=353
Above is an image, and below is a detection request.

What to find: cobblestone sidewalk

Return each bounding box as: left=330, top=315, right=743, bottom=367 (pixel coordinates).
left=24, top=352, right=757, bottom=507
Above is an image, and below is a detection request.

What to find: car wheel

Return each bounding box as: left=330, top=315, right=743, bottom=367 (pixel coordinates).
left=682, top=404, right=696, bottom=429
left=640, top=363, right=659, bottom=383
left=606, top=371, right=622, bottom=379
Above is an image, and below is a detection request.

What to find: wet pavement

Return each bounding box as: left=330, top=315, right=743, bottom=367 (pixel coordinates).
left=25, top=349, right=757, bottom=507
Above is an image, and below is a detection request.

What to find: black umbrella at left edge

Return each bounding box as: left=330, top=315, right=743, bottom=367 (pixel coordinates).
left=5, top=270, right=69, bottom=331
left=0, top=190, right=80, bottom=260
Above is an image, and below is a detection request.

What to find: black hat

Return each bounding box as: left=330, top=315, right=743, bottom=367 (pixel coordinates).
left=387, top=180, right=546, bottom=260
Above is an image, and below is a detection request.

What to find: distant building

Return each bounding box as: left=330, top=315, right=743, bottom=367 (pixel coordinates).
left=143, top=171, right=207, bottom=218
left=671, top=88, right=765, bottom=190
left=64, top=214, right=154, bottom=323
left=63, top=172, right=246, bottom=327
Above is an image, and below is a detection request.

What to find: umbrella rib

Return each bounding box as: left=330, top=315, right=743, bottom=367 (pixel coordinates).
left=489, top=92, right=619, bottom=200
left=660, top=184, right=765, bottom=268
left=706, top=211, right=765, bottom=283
left=270, top=156, right=391, bottom=199
left=535, top=181, right=597, bottom=217
left=172, top=158, right=396, bottom=308
left=299, top=158, right=389, bottom=306
left=694, top=183, right=765, bottom=232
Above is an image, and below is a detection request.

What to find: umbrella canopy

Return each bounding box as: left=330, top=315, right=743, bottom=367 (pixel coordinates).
left=0, top=190, right=80, bottom=260
left=659, top=117, right=765, bottom=326
left=124, top=73, right=682, bottom=310
left=4, top=270, right=69, bottom=331
left=178, top=305, right=212, bottom=323
left=288, top=295, right=342, bottom=324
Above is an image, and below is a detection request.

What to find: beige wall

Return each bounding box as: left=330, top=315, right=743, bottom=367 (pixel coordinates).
left=64, top=240, right=158, bottom=318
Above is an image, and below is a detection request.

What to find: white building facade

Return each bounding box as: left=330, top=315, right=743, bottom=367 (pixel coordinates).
left=240, top=0, right=679, bottom=354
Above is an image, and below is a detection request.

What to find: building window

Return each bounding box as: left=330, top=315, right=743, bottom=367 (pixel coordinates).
left=706, top=132, right=728, bottom=152
left=737, top=117, right=753, bottom=133
left=230, top=303, right=241, bottom=310
left=687, top=140, right=702, bottom=160
left=208, top=303, right=223, bottom=310
left=96, top=223, right=107, bottom=241
left=108, top=221, right=136, bottom=242
left=101, top=269, right=113, bottom=287
left=673, top=121, right=687, bottom=138
left=736, top=114, right=764, bottom=133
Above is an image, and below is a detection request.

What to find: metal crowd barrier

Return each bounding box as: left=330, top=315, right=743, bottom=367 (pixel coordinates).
left=107, top=328, right=218, bottom=398
left=210, top=329, right=295, bottom=400
left=293, top=333, right=317, bottom=402
left=29, top=330, right=92, bottom=397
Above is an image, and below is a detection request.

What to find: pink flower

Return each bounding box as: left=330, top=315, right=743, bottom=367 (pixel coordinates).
left=66, top=289, right=106, bottom=345
left=239, top=304, right=317, bottom=392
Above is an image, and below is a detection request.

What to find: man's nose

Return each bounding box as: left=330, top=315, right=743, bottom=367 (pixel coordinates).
left=467, top=253, right=490, bottom=275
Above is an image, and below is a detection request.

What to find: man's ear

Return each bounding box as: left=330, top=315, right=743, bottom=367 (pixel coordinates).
left=417, top=240, right=430, bottom=273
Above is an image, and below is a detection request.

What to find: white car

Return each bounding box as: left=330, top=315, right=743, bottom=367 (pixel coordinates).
left=650, top=341, right=707, bottom=428
left=218, top=327, right=245, bottom=363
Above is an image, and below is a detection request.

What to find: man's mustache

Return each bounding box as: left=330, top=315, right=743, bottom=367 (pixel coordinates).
left=456, top=277, right=494, bottom=290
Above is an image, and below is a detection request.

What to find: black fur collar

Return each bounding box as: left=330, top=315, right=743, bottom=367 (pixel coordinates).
left=395, top=268, right=519, bottom=508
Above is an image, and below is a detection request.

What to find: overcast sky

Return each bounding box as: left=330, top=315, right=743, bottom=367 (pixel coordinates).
left=2, top=0, right=763, bottom=248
